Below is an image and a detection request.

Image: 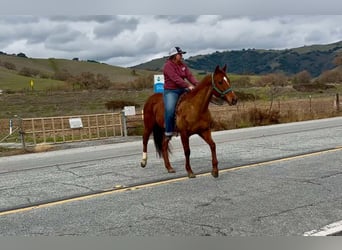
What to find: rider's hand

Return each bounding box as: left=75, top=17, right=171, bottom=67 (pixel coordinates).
left=188, top=85, right=195, bottom=91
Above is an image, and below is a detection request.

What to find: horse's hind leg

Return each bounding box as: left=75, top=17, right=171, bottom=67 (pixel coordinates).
left=140, top=126, right=152, bottom=168
left=199, top=130, right=219, bottom=178
left=162, top=138, right=176, bottom=173
left=180, top=134, right=195, bottom=178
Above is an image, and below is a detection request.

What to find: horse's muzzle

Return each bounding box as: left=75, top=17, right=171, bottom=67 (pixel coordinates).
left=231, top=97, right=238, bottom=105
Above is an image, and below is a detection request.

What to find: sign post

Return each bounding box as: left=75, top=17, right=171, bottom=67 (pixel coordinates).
left=30, top=80, right=34, bottom=91
left=122, top=106, right=136, bottom=137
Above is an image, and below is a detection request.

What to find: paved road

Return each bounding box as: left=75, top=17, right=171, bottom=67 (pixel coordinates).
left=0, top=117, right=341, bottom=235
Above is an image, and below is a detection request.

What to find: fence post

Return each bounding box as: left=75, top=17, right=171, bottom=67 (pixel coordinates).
left=16, top=115, right=26, bottom=150
left=121, top=111, right=127, bottom=137
left=309, top=95, right=312, bottom=113
left=336, top=93, right=340, bottom=111
left=9, top=119, right=13, bottom=135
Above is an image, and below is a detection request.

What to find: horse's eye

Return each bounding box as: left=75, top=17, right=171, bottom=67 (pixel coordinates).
left=218, top=81, right=223, bottom=85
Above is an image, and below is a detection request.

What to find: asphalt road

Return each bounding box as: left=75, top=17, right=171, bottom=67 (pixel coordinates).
left=0, top=117, right=341, bottom=236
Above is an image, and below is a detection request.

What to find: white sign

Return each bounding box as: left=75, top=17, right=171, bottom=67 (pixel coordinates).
left=69, top=117, right=83, bottom=129
left=124, top=106, right=136, bottom=116
left=154, top=74, right=164, bottom=93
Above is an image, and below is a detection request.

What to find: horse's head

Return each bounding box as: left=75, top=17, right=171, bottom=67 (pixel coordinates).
left=211, top=65, right=238, bottom=106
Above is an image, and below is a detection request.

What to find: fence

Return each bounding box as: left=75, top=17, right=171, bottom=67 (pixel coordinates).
left=209, top=94, right=341, bottom=129
left=0, top=94, right=341, bottom=147
left=0, top=113, right=124, bottom=146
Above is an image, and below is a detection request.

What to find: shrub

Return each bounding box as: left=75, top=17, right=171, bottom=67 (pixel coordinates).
left=54, top=69, right=72, bottom=81
left=292, top=70, right=312, bottom=84
left=105, top=100, right=140, bottom=111
left=246, top=108, right=280, bottom=126
left=3, top=61, right=16, bottom=70
left=255, top=73, right=288, bottom=87
left=128, top=74, right=154, bottom=90
left=316, top=69, right=342, bottom=84
left=18, top=67, right=40, bottom=77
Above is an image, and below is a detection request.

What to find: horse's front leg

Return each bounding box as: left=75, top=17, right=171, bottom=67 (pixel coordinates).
left=180, top=134, right=195, bottom=178
left=199, top=130, right=219, bottom=178
left=162, top=137, right=176, bottom=173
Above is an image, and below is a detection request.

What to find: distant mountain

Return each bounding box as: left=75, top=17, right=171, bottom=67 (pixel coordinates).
left=132, top=41, right=342, bottom=77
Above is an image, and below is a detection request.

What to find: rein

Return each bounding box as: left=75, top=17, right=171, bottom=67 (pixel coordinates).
left=211, top=73, right=233, bottom=98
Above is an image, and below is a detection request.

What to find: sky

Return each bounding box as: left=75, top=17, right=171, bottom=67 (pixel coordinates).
left=1, top=1, right=342, bottom=67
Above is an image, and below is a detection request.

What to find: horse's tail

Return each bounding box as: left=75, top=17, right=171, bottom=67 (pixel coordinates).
left=152, top=124, right=164, bottom=157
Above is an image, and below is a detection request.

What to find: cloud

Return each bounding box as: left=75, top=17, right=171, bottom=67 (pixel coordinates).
left=1, top=15, right=342, bottom=67
left=93, top=16, right=139, bottom=39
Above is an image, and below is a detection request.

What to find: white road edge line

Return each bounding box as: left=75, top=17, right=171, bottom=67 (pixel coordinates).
left=303, top=220, right=342, bottom=236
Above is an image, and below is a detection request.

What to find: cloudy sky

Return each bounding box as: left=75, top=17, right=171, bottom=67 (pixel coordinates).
left=1, top=1, right=342, bottom=67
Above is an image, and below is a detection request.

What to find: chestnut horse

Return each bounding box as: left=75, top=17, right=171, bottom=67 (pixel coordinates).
left=140, top=65, right=237, bottom=178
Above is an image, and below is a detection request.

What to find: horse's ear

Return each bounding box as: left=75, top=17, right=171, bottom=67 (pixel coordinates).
left=222, top=64, right=227, bottom=72
left=215, top=65, right=220, bottom=73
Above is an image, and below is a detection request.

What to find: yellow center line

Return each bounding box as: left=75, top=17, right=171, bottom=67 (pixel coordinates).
left=1, top=146, right=341, bottom=216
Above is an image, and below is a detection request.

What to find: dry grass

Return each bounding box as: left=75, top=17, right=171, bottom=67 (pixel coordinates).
left=211, top=96, right=340, bottom=130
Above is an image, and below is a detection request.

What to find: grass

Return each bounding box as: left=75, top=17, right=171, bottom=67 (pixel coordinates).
left=0, top=89, right=152, bottom=118
left=0, top=67, right=65, bottom=91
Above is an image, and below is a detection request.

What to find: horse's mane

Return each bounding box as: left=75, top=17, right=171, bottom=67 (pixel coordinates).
left=185, top=73, right=212, bottom=97
left=176, top=73, right=213, bottom=109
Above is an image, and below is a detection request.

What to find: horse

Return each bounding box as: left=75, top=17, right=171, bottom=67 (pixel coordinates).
left=140, top=65, right=238, bottom=178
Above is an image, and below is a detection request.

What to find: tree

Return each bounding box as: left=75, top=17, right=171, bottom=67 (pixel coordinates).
left=333, top=53, right=342, bottom=66
left=17, top=52, right=27, bottom=58
left=292, top=70, right=312, bottom=84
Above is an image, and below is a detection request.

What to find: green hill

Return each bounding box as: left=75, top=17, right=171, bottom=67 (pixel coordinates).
left=132, top=41, right=342, bottom=77
left=0, top=53, right=155, bottom=91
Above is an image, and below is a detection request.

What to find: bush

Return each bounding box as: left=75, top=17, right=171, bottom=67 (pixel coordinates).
left=2, top=61, right=16, bottom=70
left=105, top=100, right=140, bottom=111
left=292, top=70, right=312, bottom=84
left=316, top=69, right=342, bottom=84
left=18, top=67, right=40, bottom=77
left=54, top=69, right=72, bottom=81
left=128, top=74, right=154, bottom=90
left=234, top=76, right=252, bottom=87
left=70, top=72, right=111, bottom=90
left=234, top=91, right=259, bottom=101
left=255, top=73, right=288, bottom=87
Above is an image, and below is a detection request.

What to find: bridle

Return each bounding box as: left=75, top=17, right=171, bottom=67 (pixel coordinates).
left=211, top=73, right=233, bottom=98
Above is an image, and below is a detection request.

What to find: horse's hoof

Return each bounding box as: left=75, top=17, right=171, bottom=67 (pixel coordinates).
left=140, top=160, right=147, bottom=168
left=211, top=171, right=219, bottom=178
left=188, top=173, right=196, bottom=178
left=167, top=168, right=176, bottom=173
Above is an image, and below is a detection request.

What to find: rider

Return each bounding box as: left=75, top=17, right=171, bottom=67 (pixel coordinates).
left=163, top=46, right=199, bottom=141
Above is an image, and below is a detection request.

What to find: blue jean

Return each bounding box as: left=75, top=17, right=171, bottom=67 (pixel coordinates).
left=163, top=88, right=187, bottom=136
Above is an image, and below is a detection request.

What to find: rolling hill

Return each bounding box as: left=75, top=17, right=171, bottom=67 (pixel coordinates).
left=0, top=53, right=156, bottom=90
left=132, top=41, right=342, bottom=77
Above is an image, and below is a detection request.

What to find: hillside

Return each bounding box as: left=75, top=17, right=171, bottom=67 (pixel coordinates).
left=132, top=41, right=342, bottom=77
left=0, top=53, right=156, bottom=91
